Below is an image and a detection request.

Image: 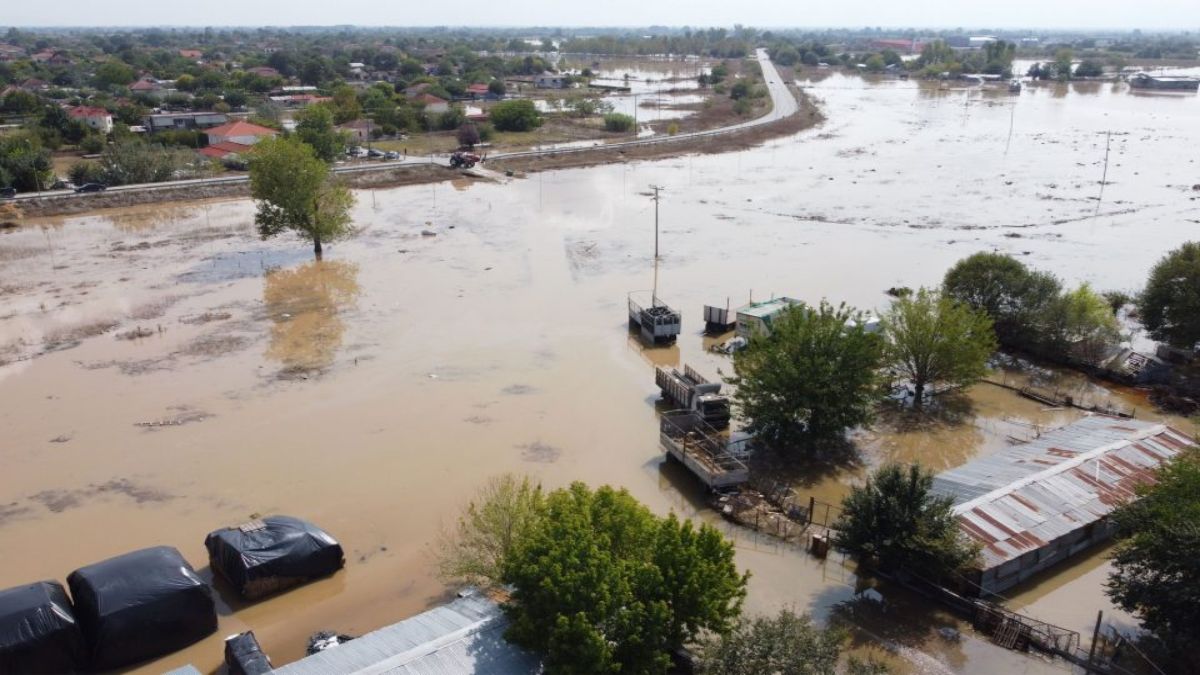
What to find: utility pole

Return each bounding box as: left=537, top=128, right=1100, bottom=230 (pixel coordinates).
left=649, top=185, right=664, bottom=259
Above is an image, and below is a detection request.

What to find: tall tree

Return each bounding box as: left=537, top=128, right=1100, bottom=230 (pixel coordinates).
left=294, top=104, right=347, bottom=163
left=699, top=609, right=846, bottom=675
left=942, top=252, right=1060, bottom=350
left=1041, top=283, right=1121, bottom=366
left=1140, top=242, right=1200, bottom=349
left=730, top=301, right=884, bottom=449
left=248, top=136, right=354, bottom=260
left=882, top=288, right=996, bottom=407
left=1107, top=449, right=1200, bottom=671
left=834, top=463, right=977, bottom=578
left=436, top=474, right=544, bottom=588
left=503, top=483, right=747, bottom=674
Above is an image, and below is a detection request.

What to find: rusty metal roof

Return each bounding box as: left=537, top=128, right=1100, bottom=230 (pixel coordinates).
left=931, top=415, right=1192, bottom=571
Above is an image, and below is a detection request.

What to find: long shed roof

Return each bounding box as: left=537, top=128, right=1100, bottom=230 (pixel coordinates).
left=273, top=591, right=541, bottom=675
left=931, top=415, right=1192, bottom=571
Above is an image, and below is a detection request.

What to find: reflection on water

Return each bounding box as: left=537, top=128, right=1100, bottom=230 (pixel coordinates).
left=263, top=260, right=360, bottom=372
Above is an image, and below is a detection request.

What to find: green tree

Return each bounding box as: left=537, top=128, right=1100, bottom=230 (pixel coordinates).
left=294, top=104, right=347, bottom=163
left=882, top=288, right=996, bottom=408
left=489, top=99, right=542, bottom=132
left=942, top=252, right=1061, bottom=350
left=437, top=474, right=544, bottom=587
left=330, top=84, right=361, bottom=123
left=864, top=55, right=886, bottom=73
left=1107, top=449, right=1200, bottom=671
left=249, top=136, right=355, bottom=260
left=730, top=80, right=752, bottom=98
left=99, top=138, right=205, bottom=185
left=1140, top=242, right=1200, bottom=349
left=503, top=483, right=747, bottom=674
left=699, top=609, right=846, bottom=675
left=1074, top=59, right=1104, bottom=78
left=730, top=301, right=884, bottom=448
left=1054, top=48, right=1075, bottom=81
left=0, top=132, right=53, bottom=191
left=1041, top=283, right=1121, bottom=366
left=833, top=463, right=977, bottom=578
left=487, top=79, right=506, bottom=96
left=603, top=112, right=634, bottom=132
left=93, top=61, right=135, bottom=88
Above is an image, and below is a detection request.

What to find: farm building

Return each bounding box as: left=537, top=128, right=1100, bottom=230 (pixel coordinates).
left=931, top=415, right=1192, bottom=596
left=734, top=297, right=802, bottom=339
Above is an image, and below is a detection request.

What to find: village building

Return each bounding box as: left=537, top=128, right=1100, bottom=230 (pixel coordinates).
left=130, top=77, right=171, bottom=98
left=336, top=118, right=373, bottom=143
left=931, top=415, right=1192, bottom=595
left=205, top=120, right=278, bottom=146
left=268, top=93, right=332, bottom=107
left=414, top=93, right=450, bottom=114
left=179, top=49, right=204, bottom=61
left=67, top=106, right=114, bottom=134
left=197, top=141, right=253, bottom=161
left=145, top=112, right=229, bottom=132
left=245, top=66, right=280, bottom=79
left=735, top=297, right=803, bottom=339
left=402, top=82, right=432, bottom=97
left=534, top=72, right=568, bottom=89
left=0, top=44, right=24, bottom=62
left=19, top=78, right=51, bottom=92
left=272, top=590, right=541, bottom=674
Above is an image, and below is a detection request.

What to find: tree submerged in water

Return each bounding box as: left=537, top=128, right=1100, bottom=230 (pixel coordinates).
left=248, top=136, right=355, bottom=260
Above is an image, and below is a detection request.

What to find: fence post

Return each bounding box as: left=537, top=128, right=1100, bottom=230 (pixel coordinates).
left=1087, top=610, right=1103, bottom=668
left=807, top=496, right=814, bottom=525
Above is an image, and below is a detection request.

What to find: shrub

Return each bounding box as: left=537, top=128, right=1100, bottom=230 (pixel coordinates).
left=603, top=112, right=634, bottom=132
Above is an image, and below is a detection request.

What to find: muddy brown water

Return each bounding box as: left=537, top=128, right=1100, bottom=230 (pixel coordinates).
left=2, top=71, right=1197, bottom=674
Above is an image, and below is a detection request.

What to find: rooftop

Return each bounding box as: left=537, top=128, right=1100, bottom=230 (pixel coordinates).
left=273, top=591, right=541, bottom=675
left=205, top=120, right=278, bottom=138
left=736, top=297, right=802, bottom=319
left=931, top=415, right=1192, bottom=571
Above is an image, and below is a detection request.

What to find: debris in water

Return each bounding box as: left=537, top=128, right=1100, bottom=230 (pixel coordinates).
left=49, top=435, right=71, bottom=443
left=421, top=230, right=437, bottom=237
left=306, top=631, right=356, bottom=655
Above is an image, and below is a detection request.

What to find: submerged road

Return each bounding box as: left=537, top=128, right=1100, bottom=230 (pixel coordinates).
left=10, top=49, right=800, bottom=205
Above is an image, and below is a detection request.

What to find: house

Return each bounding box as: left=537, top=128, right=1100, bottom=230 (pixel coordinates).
left=1128, top=73, right=1200, bottom=92
left=198, top=141, right=253, bottom=160
left=534, top=72, right=568, bottom=89
left=179, top=49, right=204, bottom=61
left=67, top=106, right=113, bottom=133
left=245, top=66, right=280, bottom=79
left=272, top=590, right=541, bottom=674
left=130, top=77, right=166, bottom=97
left=931, top=415, right=1192, bottom=595
left=336, top=119, right=372, bottom=143
left=19, top=78, right=51, bottom=92
left=30, top=50, right=56, bottom=63
left=267, top=93, right=332, bottom=107
left=0, top=44, right=24, bottom=62
left=403, top=82, right=432, bottom=97
left=145, top=112, right=229, bottom=132
left=205, top=120, right=277, bottom=146
left=735, top=297, right=803, bottom=339
left=465, top=83, right=491, bottom=99
left=414, top=93, right=450, bottom=114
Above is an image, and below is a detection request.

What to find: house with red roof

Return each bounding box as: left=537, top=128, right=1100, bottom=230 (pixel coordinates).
left=130, top=77, right=168, bottom=98
left=205, top=120, right=278, bottom=146
left=19, top=78, right=50, bottom=91
left=198, top=140, right=254, bottom=161
left=413, top=93, right=449, bottom=114
left=245, top=66, right=281, bottom=79
left=179, top=49, right=204, bottom=60
left=67, top=106, right=113, bottom=133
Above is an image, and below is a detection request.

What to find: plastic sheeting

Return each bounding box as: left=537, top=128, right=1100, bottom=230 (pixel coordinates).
left=67, top=546, right=217, bottom=671
left=225, top=631, right=272, bottom=675
left=206, top=515, right=345, bottom=600
left=0, top=581, right=85, bottom=674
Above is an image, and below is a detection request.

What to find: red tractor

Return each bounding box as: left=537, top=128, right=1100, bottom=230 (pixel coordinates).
left=449, top=151, right=482, bottom=169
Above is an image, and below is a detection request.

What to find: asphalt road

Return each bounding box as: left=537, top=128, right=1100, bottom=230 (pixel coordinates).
left=9, top=50, right=798, bottom=204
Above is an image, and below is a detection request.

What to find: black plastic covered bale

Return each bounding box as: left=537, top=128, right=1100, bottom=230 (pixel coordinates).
left=67, top=546, right=217, bottom=671
left=0, top=581, right=86, bottom=674
left=224, top=631, right=272, bottom=675
left=206, top=515, right=345, bottom=600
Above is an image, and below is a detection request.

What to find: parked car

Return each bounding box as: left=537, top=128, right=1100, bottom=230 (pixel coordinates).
left=384, top=151, right=400, bottom=160
left=0, top=187, right=15, bottom=199
left=366, top=148, right=384, bottom=158
left=50, top=179, right=74, bottom=190
left=75, top=183, right=107, bottom=193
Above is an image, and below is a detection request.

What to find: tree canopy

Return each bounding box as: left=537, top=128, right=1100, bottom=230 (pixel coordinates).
left=698, top=609, right=845, bottom=675
left=1140, top=242, right=1200, bottom=349
left=882, top=288, right=996, bottom=407
left=942, top=252, right=1060, bottom=351
left=730, top=301, right=885, bottom=449
left=833, top=463, right=977, bottom=579
left=1107, top=449, right=1200, bottom=671
left=249, top=136, right=355, bottom=259
left=489, top=99, right=543, bottom=132
left=294, top=104, right=347, bottom=163
left=436, top=474, right=544, bottom=588
left=503, top=482, right=747, bottom=674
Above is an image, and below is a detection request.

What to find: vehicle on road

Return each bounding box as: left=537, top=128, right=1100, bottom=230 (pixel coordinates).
left=367, top=148, right=384, bottom=158
left=75, top=183, right=108, bottom=193
left=449, top=151, right=482, bottom=169
left=384, top=151, right=400, bottom=160
left=0, top=187, right=15, bottom=199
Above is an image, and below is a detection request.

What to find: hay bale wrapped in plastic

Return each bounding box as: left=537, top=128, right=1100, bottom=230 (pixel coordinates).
left=0, top=581, right=86, bottom=673
left=206, top=515, right=345, bottom=600
left=67, top=546, right=216, bottom=671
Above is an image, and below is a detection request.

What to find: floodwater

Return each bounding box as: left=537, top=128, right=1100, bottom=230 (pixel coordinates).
left=2, top=68, right=1198, bottom=674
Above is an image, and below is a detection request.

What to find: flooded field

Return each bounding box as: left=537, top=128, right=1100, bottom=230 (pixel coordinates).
left=1, top=68, right=1198, bottom=674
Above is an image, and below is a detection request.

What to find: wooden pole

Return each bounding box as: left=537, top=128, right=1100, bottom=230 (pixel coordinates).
left=1087, top=610, right=1103, bottom=667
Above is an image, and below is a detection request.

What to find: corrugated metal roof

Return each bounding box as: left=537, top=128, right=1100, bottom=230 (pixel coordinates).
left=273, top=592, right=542, bottom=675
left=931, top=415, right=1192, bottom=571
left=736, top=297, right=801, bottom=320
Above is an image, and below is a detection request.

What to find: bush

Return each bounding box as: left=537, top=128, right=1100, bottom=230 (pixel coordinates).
left=68, top=160, right=104, bottom=185
left=489, top=99, right=542, bottom=132
left=1140, top=242, right=1200, bottom=349
left=79, top=134, right=106, bottom=154
left=603, top=112, right=634, bottom=132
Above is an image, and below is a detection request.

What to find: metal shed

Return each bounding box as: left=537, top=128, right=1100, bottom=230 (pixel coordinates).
left=931, top=415, right=1192, bottom=595
left=272, top=591, right=541, bottom=675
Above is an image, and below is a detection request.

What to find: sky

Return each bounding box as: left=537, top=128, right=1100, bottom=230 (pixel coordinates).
left=3, top=0, right=1198, bottom=31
